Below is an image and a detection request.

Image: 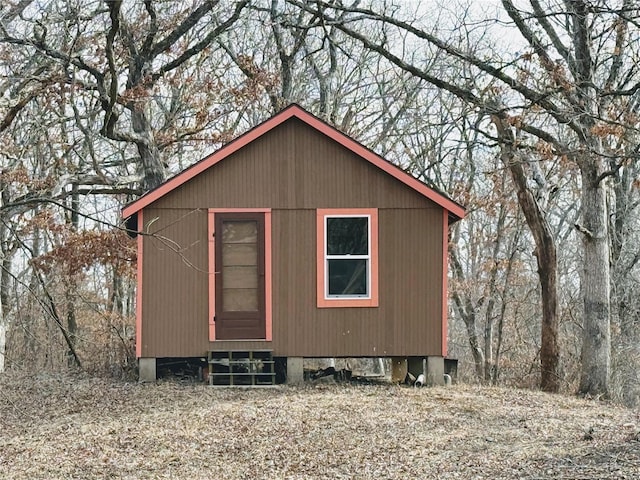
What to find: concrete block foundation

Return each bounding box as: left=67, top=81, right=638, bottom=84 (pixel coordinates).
left=391, top=357, right=408, bottom=383
left=138, top=357, right=157, bottom=383
left=426, top=356, right=445, bottom=386
left=286, top=357, right=304, bottom=384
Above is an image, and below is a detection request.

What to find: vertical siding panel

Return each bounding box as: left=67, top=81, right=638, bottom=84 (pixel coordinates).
left=153, top=119, right=430, bottom=210
left=273, top=209, right=289, bottom=352
left=378, top=209, right=396, bottom=355
left=297, top=209, right=317, bottom=354
left=142, top=208, right=208, bottom=357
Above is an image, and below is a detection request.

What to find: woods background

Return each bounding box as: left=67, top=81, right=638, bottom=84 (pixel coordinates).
left=1, top=0, right=639, bottom=405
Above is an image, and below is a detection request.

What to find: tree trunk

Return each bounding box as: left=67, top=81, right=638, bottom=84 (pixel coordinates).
left=0, top=307, right=5, bottom=373
left=537, top=238, right=560, bottom=392
left=493, top=116, right=560, bottom=392
left=483, top=310, right=494, bottom=383
left=465, top=316, right=485, bottom=380
left=483, top=201, right=508, bottom=383
left=131, top=108, right=165, bottom=191
left=66, top=186, right=80, bottom=367
left=491, top=223, right=519, bottom=385
left=578, top=157, right=611, bottom=397
left=449, top=243, right=486, bottom=380
left=610, top=161, right=639, bottom=338
left=0, top=199, right=6, bottom=372
left=108, top=270, right=124, bottom=315
left=66, top=289, right=78, bottom=368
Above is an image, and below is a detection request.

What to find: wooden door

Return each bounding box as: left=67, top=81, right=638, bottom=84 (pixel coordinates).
left=215, top=213, right=266, bottom=340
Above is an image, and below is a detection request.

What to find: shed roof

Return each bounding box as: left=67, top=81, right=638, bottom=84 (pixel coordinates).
left=121, top=104, right=465, bottom=220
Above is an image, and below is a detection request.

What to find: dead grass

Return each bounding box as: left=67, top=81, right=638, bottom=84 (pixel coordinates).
left=1, top=371, right=639, bottom=479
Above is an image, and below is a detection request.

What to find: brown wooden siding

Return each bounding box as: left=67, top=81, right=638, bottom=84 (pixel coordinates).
left=140, top=118, right=445, bottom=358
left=151, top=118, right=437, bottom=210
left=271, top=208, right=443, bottom=357
left=141, top=208, right=209, bottom=357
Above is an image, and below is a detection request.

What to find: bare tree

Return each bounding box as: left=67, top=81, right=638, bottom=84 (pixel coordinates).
left=286, top=0, right=640, bottom=397
left=1, top=0, right=250, bottom=191
left=0, top=0, right=256, bottom=372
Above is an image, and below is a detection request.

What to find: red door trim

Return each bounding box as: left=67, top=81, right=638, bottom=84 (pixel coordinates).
left=208, top=208, right=272, bottom=342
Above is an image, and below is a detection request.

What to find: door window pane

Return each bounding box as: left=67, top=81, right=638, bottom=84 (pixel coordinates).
left=223, top=243, right=257, bottom=266
left=223, top=266, right=258, bottom=289
left=222, top=221, right=258, bottom=243
left=223, top=288, right=258, bottom=311
left=222, top=221, right=258, bottom=311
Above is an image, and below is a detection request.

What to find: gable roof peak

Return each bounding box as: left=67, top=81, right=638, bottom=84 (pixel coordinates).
left=122, top=104, right=465, bottom=220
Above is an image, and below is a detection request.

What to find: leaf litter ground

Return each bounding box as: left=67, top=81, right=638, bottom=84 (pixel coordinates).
left=1, top=372, right=639, bottom=479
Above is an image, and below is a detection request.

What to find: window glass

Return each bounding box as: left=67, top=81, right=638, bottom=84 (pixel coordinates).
left=328, top=259, right=367, bottom=295
left=326, top=216, right=369, bottom=297
left=222, top=220, right=258, bottom=311
left=326, top=217, right=368, bottom=255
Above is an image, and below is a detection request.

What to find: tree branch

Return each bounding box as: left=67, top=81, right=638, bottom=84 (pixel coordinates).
left=140, top=0, right=158, bottom=57
left=529, top=0, right=575, bottom=70
left=150, top=1, right=218, bottom=57
left=287, top=0, right=585, bottom=138
left=603, top=0, right=631, bottom=92
left=102, top=0, right=122, bottom=139
left=153, top=0, right=249, bottom=79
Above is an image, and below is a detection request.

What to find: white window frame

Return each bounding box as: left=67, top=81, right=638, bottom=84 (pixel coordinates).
left=324, top=214, right=371, bottom=299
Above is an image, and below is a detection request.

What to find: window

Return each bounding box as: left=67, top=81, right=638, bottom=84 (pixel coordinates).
left=317, top=209, right=378, bottom=308
left=326, top=216, right=369, bottom=296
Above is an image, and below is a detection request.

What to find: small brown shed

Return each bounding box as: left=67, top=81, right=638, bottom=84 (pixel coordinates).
left=122, top=104, right=465, bottom=384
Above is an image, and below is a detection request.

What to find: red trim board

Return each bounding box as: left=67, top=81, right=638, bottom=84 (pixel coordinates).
left=207, top=208, right=272, bottom=342
left=122, top=105, right=465, bottom=220
left=442, top=209, right=449, bottom=357
left=316, top=208, right=379, bottom=308
left=136, top=211, right=143, bottom=358
left=207, top=210, right=215, bottom=342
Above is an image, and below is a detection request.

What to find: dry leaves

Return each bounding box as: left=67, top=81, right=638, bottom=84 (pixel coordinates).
left=1, top=371, right=639, bottom=479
